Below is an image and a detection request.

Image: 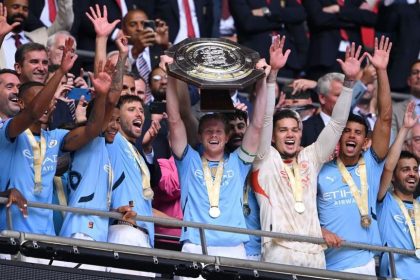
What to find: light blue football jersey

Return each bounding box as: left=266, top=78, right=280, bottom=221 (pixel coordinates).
left=175, top=145, right=251, bottom=246
left=60, top=136, right=111, bottom=241
left=317, top=149, right=384, bottom=270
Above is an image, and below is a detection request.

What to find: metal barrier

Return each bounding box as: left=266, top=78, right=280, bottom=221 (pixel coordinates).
left=0, top=197, right=415, bottom=279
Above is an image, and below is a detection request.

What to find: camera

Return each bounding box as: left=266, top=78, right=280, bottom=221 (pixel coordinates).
left=143, top=20, right=156, bottom=31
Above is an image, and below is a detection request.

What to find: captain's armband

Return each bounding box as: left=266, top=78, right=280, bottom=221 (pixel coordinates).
left=238, top=146, right=256, bottom=163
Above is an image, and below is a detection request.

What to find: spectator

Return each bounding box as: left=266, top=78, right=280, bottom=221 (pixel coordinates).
left=0, top=0, right=73, bottom=69
left=121, top=9, right=169, bottom=105
left=302, top=0, right=377, bottom=80
left=154, top=0, right=213, bottom=44
left=230, top=0, right=308, bottom=78
left=392, top=60, right=420, bottom=140
left=376, top=1, right=420, bottom=92
left=377, top=101, right=420, bottom=279
left=14, top=43, right=48, bottom=83
left=317, top=36, right=392, bottom=274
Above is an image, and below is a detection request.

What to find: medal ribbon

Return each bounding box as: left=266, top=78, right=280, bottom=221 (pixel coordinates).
left=337, top=157, right=368, bottom=217
left=201, top=157, right=224, bottom=209
left=392, top=193, right=420, bottom=250
left=24, top=129, right=46, bottom=193
left=283, top=160, right=303, bottom=204
left=123, top=137, right=153, bottom=200
left=106, top=159, right=114, bottom=209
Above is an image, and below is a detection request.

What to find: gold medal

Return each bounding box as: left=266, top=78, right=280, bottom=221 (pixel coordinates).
left=283, top=160, right=305, bottom=214
left=337, top=157, right=370, bottom=227
left=202, top=157, right=224, bottom=218
left=209, top=206, right=221, bottom=218
left=361, top=215, right=372, bottom=228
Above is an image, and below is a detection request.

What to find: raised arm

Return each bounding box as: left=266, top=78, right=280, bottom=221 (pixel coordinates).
left=62, top=62, right=111, bottom=151
left=314, top=43, right=366, bottom=162
left=7, top=38, right=77, bottom=138
left=86, top=5, right=120, bottom=75
left=162, top=55, right=188, bottom=158
left=256, top=35, right=290, bottom=160
left=0, top=4, right=19, bottom=48
left=365, top=36, right=393, bottom=160
left=240, top=59, right=269, bottom=159
left=101, top=36, right=128, bottom=131
left=378, top=101, right=418, bottom=201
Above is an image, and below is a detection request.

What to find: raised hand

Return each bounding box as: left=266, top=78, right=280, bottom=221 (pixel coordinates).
left=403, top=101, right=419, bottom=129
left=86, top=4, right=120, bottom=38
left=0, top=3, right=19, bottom=37
left=155, top=19, right=169, bottom=47
left=256, top=58, right=271, bottom=77
left=115, top=35, right=129, bottom=57
left=337, top=42, right=366, bottom=80
left=142, top=120, right=161, bottom=153
left=59, top=38, right=78, bottom=73
left=159, top=55, right=174, bottom=71
left=269, top=35, right=291, bottom=71
left=89, top=60, right=113, bottom=96
left=365, top=36, right=392, bottom=71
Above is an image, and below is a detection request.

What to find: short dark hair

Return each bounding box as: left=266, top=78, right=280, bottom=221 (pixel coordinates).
left=399, top=150, right=419, bottom=166
left=15, top=43, right=47, bottom=65
left=0, top=69, right=19, bottom=78
left=347, top=113, right=369, bottom=136
left=410, top=59, right=420, bottom=71
left=18, top=81, right=45, bottom=98
left=198, top=113, right=230, bottom=135
left=224, top=110, right=248, bottom=124
left=117, top=94, right=143, bottom=109
left=273, top=109, right=302, bottom=130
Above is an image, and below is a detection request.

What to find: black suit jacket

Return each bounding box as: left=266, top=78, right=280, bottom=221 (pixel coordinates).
left=302, top=0, right=376, bottom=69
left=26, top=0, right=47, bottom=31
left=230, top=0, right=308, bottom=73
left=71, top=0, right=155, bottom=55
left=154, top=0, right=213, bottom=43
left=301, top=113, right=325, bottom=147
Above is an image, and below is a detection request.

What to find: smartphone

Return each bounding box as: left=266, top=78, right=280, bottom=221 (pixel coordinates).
left=149, top=101, right=166, bottom=114
left=143, top=20, right=156, bottom=31
left=67, top=88, right=91, bottom=102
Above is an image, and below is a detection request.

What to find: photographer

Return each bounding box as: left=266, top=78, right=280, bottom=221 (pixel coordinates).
left=121, top=9, right=169, bottom=105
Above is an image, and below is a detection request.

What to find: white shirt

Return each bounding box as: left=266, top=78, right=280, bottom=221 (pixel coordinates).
left=40, top=0, right=56, bottom=27
left=128, top=45, right=151, bottom=71
left=1, top=32, right=31, bottom=69
left=320, top=111, right=331, bottom=126
left=174, top=0, right=200, bottom=44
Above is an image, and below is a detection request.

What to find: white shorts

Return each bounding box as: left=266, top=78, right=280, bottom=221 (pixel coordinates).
left=262, top=241, right=326, bottom=269
left=341, top=258, right=376, bottom=275
left=175, top=242, right=246, bottom=280
left=106, top=224, right=155, bottom=277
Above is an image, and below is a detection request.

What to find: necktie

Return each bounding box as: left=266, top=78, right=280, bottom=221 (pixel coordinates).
left=12, top=33, right=22, bottom=49
left=48, top=0, right=57, bottom=23
left=136, top=55, right=152, bottom=104
left=68, top=100, right=76, bottom=121
left=337, top=0, right=349, bottom=41
left=182, top=0, right=196, bottom=38
left=221, top=0, right=231, bottom=20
